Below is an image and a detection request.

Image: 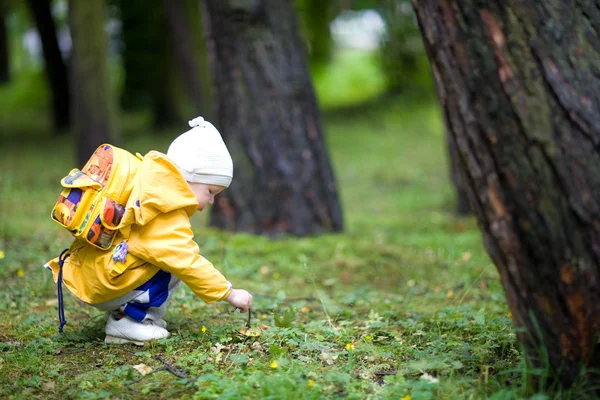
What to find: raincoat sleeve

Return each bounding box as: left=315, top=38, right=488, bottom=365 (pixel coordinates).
left=127, top=209, right=232, bottom=303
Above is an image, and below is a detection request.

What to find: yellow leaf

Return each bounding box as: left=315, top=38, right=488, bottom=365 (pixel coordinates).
left=132, top=363, right=153, bottom=376
left=307, top=379, right=316, bottom=388
left=269, top=360, right=278, bottom=369
left=17, top=269, right=24, bottom=277
left=238, top=327, right=261, bottom=337
left=507, top=312, right=512, bottom=318
left=0, top=250, right=4, bottom=259
left=401, top=395, right=411, bottom=400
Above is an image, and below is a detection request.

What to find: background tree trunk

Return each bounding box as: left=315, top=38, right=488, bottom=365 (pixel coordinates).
left=413, top=0, right=600, bottom=389
left=203, top=0, right=343, bottom=236
left=163, top=0, right=205, bottom=115
left=26, top=0, right=70, bottom=131
left=118, top=0, right=179, bottom=127
left=69, top=0, right=117, bottom=165
left=0, top=0, right=9, bottom=84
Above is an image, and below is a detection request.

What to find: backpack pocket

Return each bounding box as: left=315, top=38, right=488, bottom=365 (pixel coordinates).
left=51, top=169, right=102, bottom=232
left=81, top=197, right=126, bottom=250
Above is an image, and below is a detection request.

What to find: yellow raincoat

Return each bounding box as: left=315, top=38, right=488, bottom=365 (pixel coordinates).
left=45, top=151, right=232, bottom=305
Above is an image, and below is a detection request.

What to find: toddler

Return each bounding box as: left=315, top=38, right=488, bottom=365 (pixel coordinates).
left=45, top=117, right=252, bottom=345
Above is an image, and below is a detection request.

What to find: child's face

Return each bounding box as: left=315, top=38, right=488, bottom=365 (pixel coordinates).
left=187, top=182, right=226, bottom=211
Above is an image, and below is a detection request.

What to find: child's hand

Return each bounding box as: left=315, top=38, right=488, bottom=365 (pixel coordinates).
left=225, top=289, right=253, bottom=313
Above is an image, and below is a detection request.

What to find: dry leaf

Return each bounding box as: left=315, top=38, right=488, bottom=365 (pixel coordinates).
left=259, top=324, right=270, bottom=331
left=238, top=327, right=261, bottom=337
left=42, top=381, right=56, bottom=391
left=45, top=299, right=59, bottom=306
left=132, top=363, right=153, bottom=376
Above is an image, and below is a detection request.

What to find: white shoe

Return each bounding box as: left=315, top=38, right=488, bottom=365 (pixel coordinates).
left=104, top=311, right=167, bottom=328
left=105, top=315, right=170, bottom=346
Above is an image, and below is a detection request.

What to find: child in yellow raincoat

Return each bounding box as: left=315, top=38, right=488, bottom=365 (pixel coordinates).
left=45, top=117, right=253, bottom=345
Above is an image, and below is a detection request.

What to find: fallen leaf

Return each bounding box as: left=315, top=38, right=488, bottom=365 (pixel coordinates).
left=300, top=306, right=311, bottom=313
left=211, top=343, right=224, bottom=354
left=132, top=363, right=153, bottom=376
left=238, top=327, right=261, bottom=337
left=259, top=324, right=270, bottom=331
left=45, top=299, right=59, bottom=306
left=319, top=351, right=338, bottom=365
left=462, top=251, right=472, bottom=261
left=41, top=381, right=56, bottom=391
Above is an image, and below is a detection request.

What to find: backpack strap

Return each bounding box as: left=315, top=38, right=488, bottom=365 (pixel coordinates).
left=57, top=249, right=70, bottom=333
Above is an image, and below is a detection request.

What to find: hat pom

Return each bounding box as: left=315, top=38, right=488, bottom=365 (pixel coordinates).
left=188, top=117, right=205, bottom=128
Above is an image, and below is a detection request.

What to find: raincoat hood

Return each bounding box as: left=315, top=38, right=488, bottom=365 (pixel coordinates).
left=121, top=151, right=199, bottom=227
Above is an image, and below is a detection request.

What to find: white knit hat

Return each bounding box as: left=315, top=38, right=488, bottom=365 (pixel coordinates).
left=167, top=116, right=233, bottom=187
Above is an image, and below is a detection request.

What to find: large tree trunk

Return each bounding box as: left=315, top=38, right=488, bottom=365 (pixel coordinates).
left=26, top=0, right=70, bottom=131
left=413, top=0, right=600, bottom=389
left=0, top=0, right=9, bottom=84
left=69, top=0, right=117, bottom=165
left=447, top=129, right=470, bottom=215
left=163, top=0, right=205, bottom=114
left=203, top=0, right=343, bottom=236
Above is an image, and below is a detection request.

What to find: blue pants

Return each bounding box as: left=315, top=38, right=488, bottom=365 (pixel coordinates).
left=92, top=270, right=181, bottom=322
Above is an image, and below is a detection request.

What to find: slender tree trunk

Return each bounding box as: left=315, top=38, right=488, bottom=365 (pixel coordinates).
left=203, top=0, right=343, bottom=236
left=0, top=0, right=9, bottom=84
left=118, top=0, right=179, bottom=127
left=26, top=0, right=70, bottom=131
left=69, top=0, right=117, bottom=165
left=413, top=0, right=600, bottom=389
left=164, top=0, right=205, bottom=114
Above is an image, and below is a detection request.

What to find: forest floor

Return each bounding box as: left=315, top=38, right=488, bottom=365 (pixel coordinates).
left=4, top=48, right=590, bottom=399
left=0, top=93, right=534, bottom=399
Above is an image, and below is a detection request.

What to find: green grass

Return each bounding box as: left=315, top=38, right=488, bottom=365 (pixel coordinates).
left=0, top=93, right=529, bottom=399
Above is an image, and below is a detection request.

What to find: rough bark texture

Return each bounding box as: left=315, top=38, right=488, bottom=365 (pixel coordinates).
left=164, top=0, right=205, bottom=114
left=0, top=0, right=9, bottom=84
left=69, top=0, right=117, bottom=165
left=413, top=0, right=600, bottom=388
left=447, top=129, right=471, bottom=215
left=203, top=0, right=343, bottom=236
left=27, top=0, right=70, bottom=131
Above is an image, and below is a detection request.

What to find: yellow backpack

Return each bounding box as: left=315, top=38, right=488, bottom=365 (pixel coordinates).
left=51, top=144, right=142, bottom=250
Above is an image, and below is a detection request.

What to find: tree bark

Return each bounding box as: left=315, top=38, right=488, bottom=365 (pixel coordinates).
left=413, top=0, right=600, bottom=389
left=163, top=0, right=205, bottom=114
left=0, top=0, right=9, bottom=84
left=203, top=0, right=343, bottom=236
left=69, top=0, right=117, bottom=165
left=26, top=0, right=70, bottom=131
left=447, top=129, right=471, bottom=215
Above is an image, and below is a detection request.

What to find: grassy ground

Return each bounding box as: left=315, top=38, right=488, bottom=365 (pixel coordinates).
left=0, top=53, right=527, bottom=399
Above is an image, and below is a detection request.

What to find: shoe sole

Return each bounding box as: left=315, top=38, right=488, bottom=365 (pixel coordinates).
left=105, top=335, right=146, bottom=346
